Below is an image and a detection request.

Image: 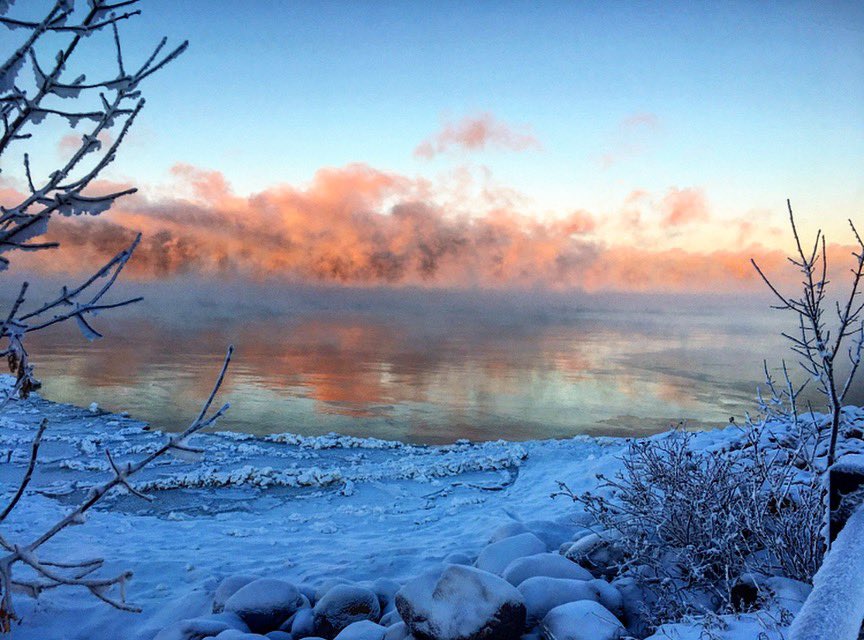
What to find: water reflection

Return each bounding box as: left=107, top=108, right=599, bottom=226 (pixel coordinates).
left=16, top=289, right=859, bottom=444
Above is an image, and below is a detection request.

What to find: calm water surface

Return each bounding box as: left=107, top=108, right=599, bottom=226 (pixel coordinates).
left=15, top=286, right=857, bottom=444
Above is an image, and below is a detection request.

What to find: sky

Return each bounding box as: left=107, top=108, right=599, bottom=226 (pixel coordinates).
left=2, top=0, right=864, bottom=291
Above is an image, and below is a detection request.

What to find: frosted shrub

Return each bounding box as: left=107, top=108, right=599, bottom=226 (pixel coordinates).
left=559, top=418, right=825, bottom=626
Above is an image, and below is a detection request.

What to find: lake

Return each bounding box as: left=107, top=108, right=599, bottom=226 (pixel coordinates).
left=11, top=283, right=857, bottom=444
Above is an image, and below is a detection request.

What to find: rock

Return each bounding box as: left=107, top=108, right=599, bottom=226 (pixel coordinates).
left=314, top=584, right=382, bottom=638
left=396, top=564, right=526, bottom=640
left=298, top=583, right=317, bottom=605
left=540, top=601, right=624, bottom=640
left=378, top=609, right=402, bottom=627
left=610, top=577, right=655, bottom=638
left=287, top=606, right=316, bottom=636
left=266, top=632, right=293, bottom=640
left=314, top=578, right=354, bottom=603
left=475, top=533, right=547, bottom=575
left=369, top=578, right=401, bottom=611
left=563, top=533, right=624, bottom=579
left=213, top=631, right=268, bottom=640
left=209, top=612, right=253, bottom=632
left=153, top=617, right=234, bottom=640
left=488, top=522, right=530, bottom=543
left=501, top=553, right=592, bottom=586
left=214, top=575, right=259, bottom=613
left=443, top=552, right=473, bottom=566
left=383, top=621, right=408, bottom=640
left=225, top=578, right=305, bottom=634
left=522, top=521, right=576, bottom=550
left=334, top=620, right=387, bottom=640
left=518, top=577, right=622, bottom=626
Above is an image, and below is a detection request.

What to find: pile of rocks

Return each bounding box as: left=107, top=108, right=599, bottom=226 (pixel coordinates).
left=154, top=518, right=635, bottom=640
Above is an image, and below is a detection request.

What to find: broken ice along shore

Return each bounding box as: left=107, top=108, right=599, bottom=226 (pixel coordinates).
left=2, top=386, right=863, bottom=640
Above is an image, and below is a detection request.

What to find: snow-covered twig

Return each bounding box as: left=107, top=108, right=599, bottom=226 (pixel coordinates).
left=751, top=201, right=864, bottom=471
left=0, top=347, right=233, bottom=628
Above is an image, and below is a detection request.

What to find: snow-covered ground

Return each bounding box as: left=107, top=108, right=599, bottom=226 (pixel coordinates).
left=0, top=388, right=626, bottom=639
left=3, top=387, right=861, bottom=639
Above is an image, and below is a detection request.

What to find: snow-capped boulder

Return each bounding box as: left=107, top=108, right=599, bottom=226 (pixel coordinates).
left=610, top=576, right=655, bottom=638
left=488, top=521, right=530, bottom=543
left=379, top=608, right=402, bottom=627
left=368, top=578, right=401, bottom=611
left=315, top=578, right=354, bottom=602
left=214, top=575, right=259, bottom=613
left=334, top=620, right=388, bottom=640
left=540, top=601, right=624, bottom=640
left=501, top=553, right=592, bottom=586
left=475, top=533, right=547, bottom=575
left=443, top=552, right=474, bottom=566
left=395, top=564, right=526, bottom=640
left=314, top=584, right=382, bottom=638
left=518, top=577, right=623, bottom=626
left=213, top=630, right=268, bottom=640
left=563, top=533, right=624, bottom=579
left=153, top=616, right=236, bottom=640
left=224, top=578, right=305, bottom=634
left=287, top=605, right=316, bottom=636
left=522, top=520, right=577, bottom=550
left=383, top=621, right=409, bottom=640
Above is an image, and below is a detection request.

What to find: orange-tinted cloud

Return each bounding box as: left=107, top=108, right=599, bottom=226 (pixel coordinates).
left=57, top=130, right=114, bottom=156
left=660, top=187, right=709, bottom=227
left=2, top=163, right=852, bottom=294
left=414, top=113, right=541, bottom=159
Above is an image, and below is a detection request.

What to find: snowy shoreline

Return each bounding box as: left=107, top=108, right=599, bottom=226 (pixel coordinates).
left=3, top=388, right=860, bottom=639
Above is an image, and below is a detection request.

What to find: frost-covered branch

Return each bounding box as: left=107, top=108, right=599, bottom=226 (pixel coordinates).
left=751, top=201, right=864, bottom=470
left=0, top=346, right=233, bottom=628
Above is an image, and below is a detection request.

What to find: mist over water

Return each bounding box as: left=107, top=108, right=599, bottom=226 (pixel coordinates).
left=10, top=281, right=861, bottom=444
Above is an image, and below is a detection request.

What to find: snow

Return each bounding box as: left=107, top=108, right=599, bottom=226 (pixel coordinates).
left=539, top=600, right=624, bottom=640
left=788, top=504, right=864, bottom=640
left=3, top=384, right=864, bottom=639
left=501, top=553, right=592, bottom=586
left=395, top=565, right=525, bottom=640
left=474, top=533, right=547, bottom=575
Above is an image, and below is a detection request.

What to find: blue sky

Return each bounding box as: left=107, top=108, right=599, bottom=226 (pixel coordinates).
left=5, top=0, right=863, bottom=288
left=99, top=0, right=862, bottom=225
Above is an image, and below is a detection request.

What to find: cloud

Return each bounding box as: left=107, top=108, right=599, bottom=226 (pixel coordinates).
left=57, top=130, right=114, bottom=156
left=414, top=113, right=541, bottom=159
left=599, top=112, right=661, bottom=169
left=660, top=187, right=709, bottom=227
left=3, top=163, right=840, bottom=294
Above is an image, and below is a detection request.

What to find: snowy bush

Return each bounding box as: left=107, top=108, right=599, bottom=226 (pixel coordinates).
left=558, top=416, right=826, bottom=628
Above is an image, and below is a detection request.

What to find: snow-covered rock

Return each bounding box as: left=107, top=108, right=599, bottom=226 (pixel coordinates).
left=333, top=620, right=388, bottom=640
left=488, top=522, right=530, bottom=543
left=214, top=575, right=260, bottom=613
left=475, top=533, right=547, bottom=575
left=563, top=533, right=623, bottom=578
left=395, top=564, right=526, bottom=640
left=383, top=621, right=409, bottom=640
left=517, top=577, right=622, bottom=625
left=443, top=552, right=473, bottom=566
left=287, top=605, right=316, bottom=636
left=213, top=631, right=268, bottom=640
left=540, top=601, right=624, bottom=640
left=314, top=584, right=382, bottom=638
left=501, top=553, right=592, bottom=586
left=153, top=616, right=235, bottom=640
left=224, top=578, right=304, bottom=634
